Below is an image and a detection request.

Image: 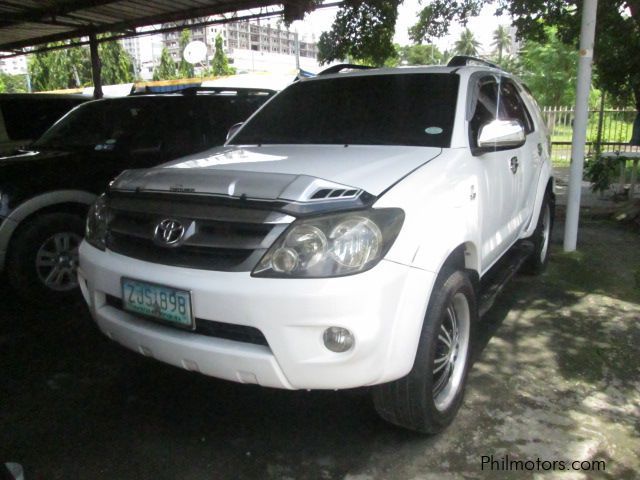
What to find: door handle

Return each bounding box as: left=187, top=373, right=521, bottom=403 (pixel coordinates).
left=510, top=156, right=519, bottom=174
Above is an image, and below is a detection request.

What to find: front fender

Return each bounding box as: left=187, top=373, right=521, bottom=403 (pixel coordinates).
left=520, top=162, right=553, bottom=240
left=0, top=190, right=96, bottom=270
left=375, top=150, right=481, bottom=274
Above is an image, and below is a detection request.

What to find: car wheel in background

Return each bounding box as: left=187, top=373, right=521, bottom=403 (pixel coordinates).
left=7, top=212, right=84, bottom=304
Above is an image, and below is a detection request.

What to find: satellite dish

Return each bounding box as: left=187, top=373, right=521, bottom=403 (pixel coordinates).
left=183, top=40, right=207, bottom=64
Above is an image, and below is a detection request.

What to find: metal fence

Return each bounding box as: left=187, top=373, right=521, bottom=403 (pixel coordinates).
left=540, top=106, right=639, bottom=165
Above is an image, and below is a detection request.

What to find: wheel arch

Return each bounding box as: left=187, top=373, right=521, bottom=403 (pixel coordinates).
left=437, top=242, right=480, bottom=290
left=0, top=190, right=96, bottom=270
left=397, top=242, right=480, bottom=377
left=522, top=171, right=555, bottom=239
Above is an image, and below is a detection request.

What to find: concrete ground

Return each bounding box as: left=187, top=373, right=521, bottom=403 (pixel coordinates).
left=1, top=218, right=639, bottom=480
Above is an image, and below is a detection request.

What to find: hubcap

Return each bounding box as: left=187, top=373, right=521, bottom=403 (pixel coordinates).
left=433, top=292, right=471, bottom=411
left=35, top=232, right=82, bottom=291
left=540, top=203, right=551, bottom=263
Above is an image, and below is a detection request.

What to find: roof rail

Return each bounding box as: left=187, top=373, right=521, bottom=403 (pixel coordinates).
left=318, top=63, right=376, bottom=75
left=447, top=55, right=501, bottom=70
left=129, top=86, right=276, bottom=96
left=179, top=86, right=276, bottom=96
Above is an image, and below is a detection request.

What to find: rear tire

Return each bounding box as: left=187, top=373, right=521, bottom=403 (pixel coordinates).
left=7, top=213, right=84, bottom=304
left=372, top=269, right=477, bottom=434
left=521, top=192, right=553, bottom=275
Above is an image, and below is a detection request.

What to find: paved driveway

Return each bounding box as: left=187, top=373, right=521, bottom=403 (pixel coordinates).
left=1, top=219, right=638, bottom=479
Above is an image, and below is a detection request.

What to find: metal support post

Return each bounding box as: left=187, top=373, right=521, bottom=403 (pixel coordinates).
left=563, top=0, right=599, bottom=252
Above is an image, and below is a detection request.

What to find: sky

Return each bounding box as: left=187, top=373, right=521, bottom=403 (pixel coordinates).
left=290, top=1, right=513, bottom=56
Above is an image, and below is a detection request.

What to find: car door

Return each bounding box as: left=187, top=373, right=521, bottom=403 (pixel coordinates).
left=469, top=75, right=521, bottom=271
left=498, top=79, right=540, bottom=235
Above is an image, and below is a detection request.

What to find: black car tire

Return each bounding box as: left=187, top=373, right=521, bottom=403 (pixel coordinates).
left=7, top=212, right=84, bottom=304
left=372, top=268, right=477, bottom=434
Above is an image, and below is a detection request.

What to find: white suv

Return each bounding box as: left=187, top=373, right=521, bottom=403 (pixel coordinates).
left=78, top=58, right=554, bottom=433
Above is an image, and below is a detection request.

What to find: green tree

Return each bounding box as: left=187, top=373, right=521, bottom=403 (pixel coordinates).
left=492, top=25, right=511, bottom=63
left=0, top=73, right=28, bottom=93
left=408, top=0, right=640, bottom=106
left=454, top=28, right=481, bottom=56
left=399, top=44, right=443, bottom=65
left=209, top=34, right=235, bottom=76
left=153, top=47, right=177, bottom=81
left=492, top=54, right=520, bottom=74
left=519, top=27, right=577, bottom=106
left=317, top=0, right=401, bottom=66
left=315, top=0, right=640, bottom=107
left=177, top=29, right=195, bottom=79
left=27, top=37, right=135, bottom=91
left=28, top=43, right=91, bottom=91
left=99, top=38, right=135, bottom=84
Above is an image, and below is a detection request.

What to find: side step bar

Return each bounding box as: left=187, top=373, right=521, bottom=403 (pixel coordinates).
left=478, top=241, right=534, bottom=317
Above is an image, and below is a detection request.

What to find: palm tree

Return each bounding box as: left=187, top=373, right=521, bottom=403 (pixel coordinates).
left=492, top=25, right=511, bottom=63
left=454, top=28, right=480, bottom=57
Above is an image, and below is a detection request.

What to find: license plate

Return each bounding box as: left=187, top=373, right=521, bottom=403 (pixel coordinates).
left=121, top=278, right=194, bottom=329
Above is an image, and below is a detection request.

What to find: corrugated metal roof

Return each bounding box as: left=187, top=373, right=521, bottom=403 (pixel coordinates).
left=0, top=0, right=287, bottom=51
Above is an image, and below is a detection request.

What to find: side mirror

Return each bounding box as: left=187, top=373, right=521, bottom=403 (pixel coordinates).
left=476, top=119, right=525, bottom=152
left=226, top=122, right=244, bottom=142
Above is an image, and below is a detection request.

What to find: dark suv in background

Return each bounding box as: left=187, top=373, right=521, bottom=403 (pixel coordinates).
left=0, top=87, right=274, bottom=302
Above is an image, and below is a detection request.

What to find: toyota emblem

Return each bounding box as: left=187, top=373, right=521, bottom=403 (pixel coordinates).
left=154, top=219, right=186, bottom=246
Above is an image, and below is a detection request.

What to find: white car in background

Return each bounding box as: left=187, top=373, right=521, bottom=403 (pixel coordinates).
left=79, top=57, right=554, bottom=433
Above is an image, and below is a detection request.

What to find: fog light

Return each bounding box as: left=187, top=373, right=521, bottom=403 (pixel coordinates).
left=323, top=327, right=354, bottom=353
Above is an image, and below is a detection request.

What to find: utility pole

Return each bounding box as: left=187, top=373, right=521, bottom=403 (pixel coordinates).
left=294, top=31, right=300, bottom=70
left=563, top=0, right=598, bottom=252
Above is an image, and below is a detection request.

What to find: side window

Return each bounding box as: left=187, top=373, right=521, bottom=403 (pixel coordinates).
left=499, top=81, right=534, bottom=134
left=469, top=79, right=499, bottom=148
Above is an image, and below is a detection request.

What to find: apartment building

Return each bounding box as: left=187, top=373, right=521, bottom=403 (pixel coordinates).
left=159, top=18, right=320, bottom=73
left=0, top=55, right=27, bottom=76
left=210, top=20, right=318, bottom=59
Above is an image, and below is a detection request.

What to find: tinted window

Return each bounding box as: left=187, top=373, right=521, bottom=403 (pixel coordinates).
left=34, top=99, right=164, bottom=151
left=1, top=97, right=84, bottom=140
left=500, top=81, right=534, bottom=133
left=231, top=74, right=459, bottom=147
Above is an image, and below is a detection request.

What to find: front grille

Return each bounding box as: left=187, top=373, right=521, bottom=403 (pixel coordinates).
left=108, top=231, right=257, bottom=270
left=106, top=295, right=269, bottom=347
left=105, top=194, right=292, bottom=271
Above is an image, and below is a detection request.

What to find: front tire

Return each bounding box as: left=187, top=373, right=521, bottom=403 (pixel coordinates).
left=372, top=269, right=477, bottom=434
left=7, top=213, right=84, bottom=304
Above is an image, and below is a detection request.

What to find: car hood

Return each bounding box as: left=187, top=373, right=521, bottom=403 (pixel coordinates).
left=111, top=145, right=442, bottom=202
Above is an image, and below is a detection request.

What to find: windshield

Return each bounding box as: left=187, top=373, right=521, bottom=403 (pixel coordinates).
left=34, top=100, right=162, bottom=150
left=231, top=73, right=459, bottom=147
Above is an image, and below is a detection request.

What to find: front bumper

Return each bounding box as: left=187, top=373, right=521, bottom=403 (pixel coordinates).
left=78, top=241, right=434, bottom=390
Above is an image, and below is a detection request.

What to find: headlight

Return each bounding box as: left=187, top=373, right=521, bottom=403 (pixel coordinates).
left=252, top=208, right=404, bottom=278
left=85, top=193, right=110, bottom=250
